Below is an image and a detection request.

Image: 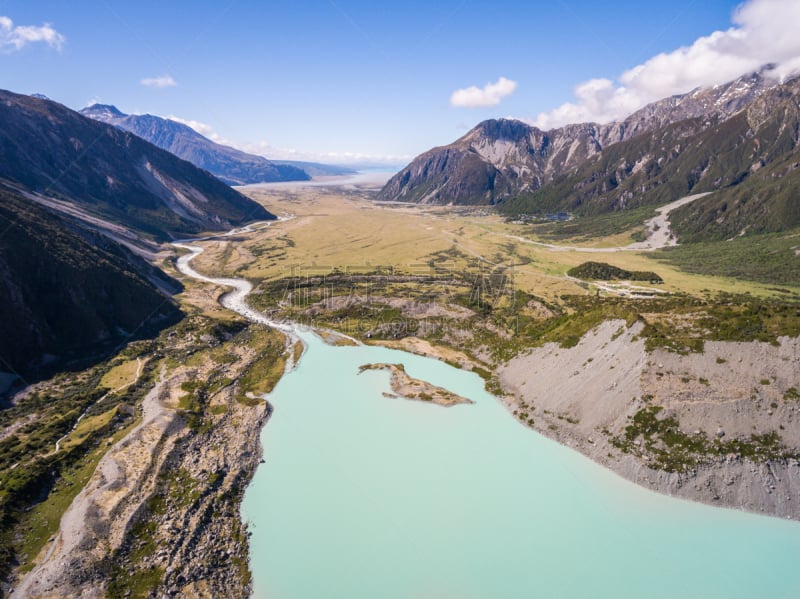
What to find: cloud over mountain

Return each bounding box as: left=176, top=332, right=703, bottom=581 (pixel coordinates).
left=450, top=76, right=517, bottom=108
left=535, top=0, right=800, bottom=128
left=165, top=115, right=227, bottom=143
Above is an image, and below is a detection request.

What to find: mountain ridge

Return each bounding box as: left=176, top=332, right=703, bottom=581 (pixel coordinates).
left=0, top=90, right=285, bottom=379
left=497, top=75, right=800, bottom=241
left=378, top=68, right=783, bottom=213
left=0, top=90, right=275, bottom=241
left=80, top=104, right=310, bottom=186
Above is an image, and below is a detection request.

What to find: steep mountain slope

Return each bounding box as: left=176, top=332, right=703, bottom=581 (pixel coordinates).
left=80, top=105, right=312, bottom=185
left=595, top=68, right=775, bottom=145
left=501, top=76, right=800, bottom=238
left=0, top=186, right=182, bottom=378
left=0, top=91, right=274, bottom=240
left=670, top=84, right=800, bottom=241
left=378, top=118, right=596, bottom=205
left=379, top=69, right=777, bottom=207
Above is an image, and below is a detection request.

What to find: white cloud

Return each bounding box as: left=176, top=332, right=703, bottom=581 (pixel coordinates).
left=140, top=74, right=177, bottom=88
left=165, top=115, right=228, bottom=143
left=450, top=76, right=517, bottom=108
left=535, top=0, right=800, bottom=129
left=0, top=15, right=65, bottom=52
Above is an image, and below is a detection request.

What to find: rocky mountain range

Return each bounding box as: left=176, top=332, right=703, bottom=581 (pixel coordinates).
left=0, top=90, right=274, bottom=241
left=503, top=75, right=800, bottom=241
left=80, top=105, right=355, bottom=185
left=379, top=67, right=798, bottom=239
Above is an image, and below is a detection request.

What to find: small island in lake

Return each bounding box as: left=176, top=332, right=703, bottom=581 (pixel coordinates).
left=358, top=363, right=474, bottom=407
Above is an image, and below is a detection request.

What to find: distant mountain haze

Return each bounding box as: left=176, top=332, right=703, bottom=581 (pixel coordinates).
left=80, top=104, right=309, bottom=185
left=80, top=105, right=356, bottom=184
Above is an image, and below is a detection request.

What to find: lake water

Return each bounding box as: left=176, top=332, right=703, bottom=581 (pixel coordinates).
left=241, top=329, right=800, bottom=598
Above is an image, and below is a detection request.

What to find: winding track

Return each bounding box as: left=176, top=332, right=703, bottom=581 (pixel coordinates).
left=503, top=193, right=711, bottom=253
left=52, top=357, right=144, bottom=453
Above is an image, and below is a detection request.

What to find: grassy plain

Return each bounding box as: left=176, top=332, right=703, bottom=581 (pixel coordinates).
left=99, top=359, right=142, bottom=390
left=189, top=185, right=798, bottom=303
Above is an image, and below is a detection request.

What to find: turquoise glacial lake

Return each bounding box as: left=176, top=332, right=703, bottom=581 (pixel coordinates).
left=242, top=330, right=800, bottom=598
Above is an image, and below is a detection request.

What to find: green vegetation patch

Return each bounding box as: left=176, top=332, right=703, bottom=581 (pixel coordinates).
left=236, top=328, right=288, bottom=401
left=489, top=292, right=800, bottom=359
left=0, top=358, right=150, bottom=579
left=107, top=567, right=165, bottom=599
left=511, top=206, right=656, bottom=243
left=649, top=230, right=800, bottom=288
left=527, top=299, right=640, bottom=350
left=567, top=261, right=663, bottom=284
left=612, top=405, right=797, bottom=472
left=784, top=387, right=800, bottom=401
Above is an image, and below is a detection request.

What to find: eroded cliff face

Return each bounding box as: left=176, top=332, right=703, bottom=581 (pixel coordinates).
left=498, top=320, right=800, bottom=519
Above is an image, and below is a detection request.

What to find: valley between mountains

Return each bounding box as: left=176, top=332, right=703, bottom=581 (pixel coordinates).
left=3, top=179, right=800, bottom=597
left=1, top=66, right=800, bottom=598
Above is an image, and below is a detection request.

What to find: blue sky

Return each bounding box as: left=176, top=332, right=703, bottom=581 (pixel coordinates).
left=2, top=0, right=797, bottom=165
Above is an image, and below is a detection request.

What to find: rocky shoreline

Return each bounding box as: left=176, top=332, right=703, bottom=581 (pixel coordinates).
left=129, top=389, right=271, bottom=598
left=497, top=320, right=800, bottom=521
left=516, top=411, right=800, bottom=520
